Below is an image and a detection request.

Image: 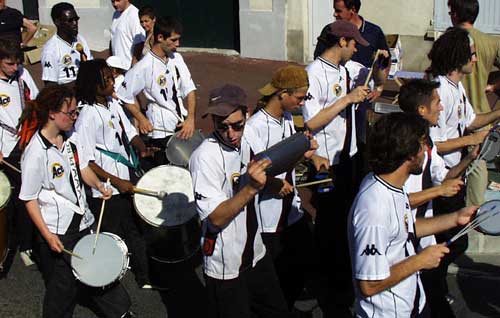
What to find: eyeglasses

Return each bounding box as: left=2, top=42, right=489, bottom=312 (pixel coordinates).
left=215, top=120, right=245, bottom=132
left=59, top=109, right=79, bottom=119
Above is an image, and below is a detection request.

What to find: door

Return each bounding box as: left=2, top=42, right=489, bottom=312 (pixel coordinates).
left=308, top=0, right=333, bottom=61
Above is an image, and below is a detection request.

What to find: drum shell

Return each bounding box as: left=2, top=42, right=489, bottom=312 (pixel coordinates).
left=254, top=132, right=310, bottom=177
left=141, top=216, right=201, bottom=263
left=165, top=130, right=205, bottom=167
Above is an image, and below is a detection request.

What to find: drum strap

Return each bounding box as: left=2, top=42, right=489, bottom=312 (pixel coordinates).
left=64, top=140, right=86, bottom=215
left=96, top=146, right=139, bottom=169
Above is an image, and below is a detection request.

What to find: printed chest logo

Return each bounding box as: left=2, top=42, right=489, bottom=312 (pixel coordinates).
left=404, top=213, right=409, bottom=233
left=457, top=103, right=463, bottom=119
left=52, top=163, right=65, bottom=178
left=157, top=74, right=167, bottom=87
left=231, top=173, right=241, bottom=193
left=360, top=244, right=381, bottom=256
left=108, top=120, right=115, bottom=129
left=333, top=83, right=342, bottom=97
left=0, top=94, right=11, bottom=107
left=62, top=54, right=72, bottom=65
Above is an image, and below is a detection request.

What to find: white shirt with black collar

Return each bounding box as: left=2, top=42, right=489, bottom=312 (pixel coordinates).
left=74, top=99, right=138, bottom=197
left=430, top=75, right=476, bottom=167
left=189, top=125, right=266, bottom=280
left=303, top=57, right=357, bottom=165
left=246, top=109, right=303, bottom=232
left=116, top=51, right=196, bottom=139
left=19, top=131, right=94, bottom=235
left=349, top=173, right=425, bottom=318
left=0, top=66, right=39, bottom=157
left=41, top=34, right=93, bottom=84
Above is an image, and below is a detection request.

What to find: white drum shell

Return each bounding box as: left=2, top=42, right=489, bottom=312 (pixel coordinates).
left=0, top=171, right=11, bottom=210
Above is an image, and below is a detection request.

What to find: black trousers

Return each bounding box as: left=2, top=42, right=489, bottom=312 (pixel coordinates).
left=89, top=194, right=150, bottom=286
left=423, top=188, right=468, bottom=318
left=313, top=155, right=362, bottom=318
left=261, top=216, right=315, bottom=309
left=4, top=145, right=34, bottom=252
left=204, top=253, right=291, bottom=318
left=34, top=228, right=131, bottom=318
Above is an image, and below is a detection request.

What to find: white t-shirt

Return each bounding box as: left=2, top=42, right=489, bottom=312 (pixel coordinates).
left=74, top=99, right=138, bottom=197
left=0, top=67, right=39, bottom=157
left=116, top=51, right=196, bottom=139
left=430, top=76, right=476, bottom=167
left=110, top=4, right=145, bottom=70
left=189, top=126, right=266, bottom=280
left=303, top=57, right=357, bottom=165
left=19, top=131, right=94, bottom=234
left=349, top=173, right=426, bottom=318
left=245, top=109, right=303, bottom=232
left=405, top=143, right=448, bottom=249
left=41, top=34, right=93, bottom=84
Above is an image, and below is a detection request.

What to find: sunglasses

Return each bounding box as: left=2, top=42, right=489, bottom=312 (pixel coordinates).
left=215, top=120, right=245, bottom=132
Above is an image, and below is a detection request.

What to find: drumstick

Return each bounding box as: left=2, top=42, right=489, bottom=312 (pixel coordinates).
left=295, top=178, right=333, bottom=188
left=93, top=178, right=110, bottom=254
left=62, top=248, right=83, bottom=260
left=153, top=128, right=175, bottom=134
left=1, top=160, right=21, bottom=173
left=447, top=207, right=500, bottom=245
left=364, top=50, right=381, bottom=87
left=133, top=186, right=167, bottom=199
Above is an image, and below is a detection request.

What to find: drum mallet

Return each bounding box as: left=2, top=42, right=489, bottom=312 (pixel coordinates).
left=1, top=160, right=21, bottom=174
left=363, top=50, right=382, bottom=87
left=133, top=187, right=167, bottom=200
left=62, top=248, right=83, bottom=260
left=153, top=128, right=175, bottom=134
left=296, top=178, right=333, bottom=188
left=93, top=178, right=110, bottom=254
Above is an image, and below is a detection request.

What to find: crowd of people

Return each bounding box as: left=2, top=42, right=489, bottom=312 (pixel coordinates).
left=1, top=0, right=500, bottom=317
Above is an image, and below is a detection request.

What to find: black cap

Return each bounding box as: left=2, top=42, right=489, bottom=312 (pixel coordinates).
left=202, top=84, right=248, bottom=118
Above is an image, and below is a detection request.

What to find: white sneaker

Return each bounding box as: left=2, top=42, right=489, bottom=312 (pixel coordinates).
left=19, top=250, right=34, bottom=267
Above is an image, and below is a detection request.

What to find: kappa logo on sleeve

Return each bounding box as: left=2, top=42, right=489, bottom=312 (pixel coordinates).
left=121, top=81, right=127, bottom=89
left=360, top=244, right=381, bottom=256
left=305, top=92, right=313, bottom=101
left=44, top=61, right=52, bottom=68
left=195, top=192, right=206, bottom=200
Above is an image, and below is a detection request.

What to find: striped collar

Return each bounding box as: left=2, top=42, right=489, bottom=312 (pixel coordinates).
left=318, top=57, right=339, bottom=70
left=444, top=76, right=459, bottom=90
left=374, top=174, right=404, bottom=194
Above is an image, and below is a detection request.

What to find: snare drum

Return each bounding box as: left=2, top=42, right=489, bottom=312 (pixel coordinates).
left=71, top=232, right=129, bottom=287
left=165, top=130, right=204, bottom=167
left=475, top=200, right=500, bottom=236
left=133, top=165, right=201, bottom=263
left=0, top=171, right=11, bottom=268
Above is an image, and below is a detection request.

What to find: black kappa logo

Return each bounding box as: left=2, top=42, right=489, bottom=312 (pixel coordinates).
left=44, top=61, right=52, bottom=68
left=360, top=244, right=381, bottom=256
left=195, top=192, right=206, bottom=200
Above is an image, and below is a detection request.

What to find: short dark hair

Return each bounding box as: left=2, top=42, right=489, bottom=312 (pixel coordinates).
left=428, top=27, right=472, bottom=77
left=399, top=79, right=440, bottom=114
left=51, top=2, right=75, bottom=22
left=153, top=16, right=183, bottom=42
left=0, top=38, right=21, bottom=61
left=448, top=0, right=479, bottom=24
left=138, top=5, right=156, bottom=19
left=368, top=112, right=428, bottom=175
left=75, top=59, right=111, bottom=105
left=335, top=0, right=361, bottom=12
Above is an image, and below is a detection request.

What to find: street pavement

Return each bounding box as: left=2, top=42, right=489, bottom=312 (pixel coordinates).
left=1, top=52, right=499, bottom=317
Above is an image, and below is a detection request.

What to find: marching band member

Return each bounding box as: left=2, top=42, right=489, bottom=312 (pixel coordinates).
left=18, top=84, right=133, bottom=318
left=41, top=2, right=92, bottom=86
left=116, top=16, right=196, bottom=167
left=0, top=38, right=38, bottom=265
left=74, top=59, right=155, bottom=289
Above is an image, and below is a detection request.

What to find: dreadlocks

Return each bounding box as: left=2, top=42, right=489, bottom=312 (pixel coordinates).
left=427, top=27, right=473, bottom=77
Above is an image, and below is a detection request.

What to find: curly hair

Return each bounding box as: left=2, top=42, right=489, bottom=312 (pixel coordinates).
left=18, top=85, right=75, bottom=149
left=428, top=27, right=472, bottom=77
left=368, top=112, right=428, bottom=175
left=399, top=79, right=440, bottom=114
left=448, top=0, right=479, bottom=24
left=75, top=59, right=111, bottom=105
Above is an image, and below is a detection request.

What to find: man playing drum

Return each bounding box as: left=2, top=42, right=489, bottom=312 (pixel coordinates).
left=190, top=84, right=316, bottom=318
left=116, top=16, right=197, bottom=167
left=18, top=85, right=133, bottom=318
left=74, top=59, right=156, bottom=289
left=0, top=38, right=39, bottom=266
left=348, top=112, right=477, bottom=318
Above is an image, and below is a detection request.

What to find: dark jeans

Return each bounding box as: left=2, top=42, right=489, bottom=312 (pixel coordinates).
left=261, top=216, right=315, bottom=309
left=34, top=228, right=130, bottom=318
left=205, top=253, right=291, bottom=318
left=313, top=155, right=362, bottom=318
left=89, top=194, right=150, bottom=286
left=4, top=145, right=34, bottom=252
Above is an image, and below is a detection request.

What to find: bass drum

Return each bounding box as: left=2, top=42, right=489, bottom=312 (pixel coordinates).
left=133, top=165, right=201, bottom=263
left=0, top=171, right=11, bottom=269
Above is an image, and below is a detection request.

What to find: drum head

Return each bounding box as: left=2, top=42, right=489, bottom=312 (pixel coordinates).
left=476, top=200, right=500, bottom=236
left=0, top=171, right=11, bottom=209
left=480, top=130, right=500, bottom=162
left=166, top=130, right=204, bottom=167
left=134, top=165, right=196, bottom=227
left=71, top=233, right=128, bottom=287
